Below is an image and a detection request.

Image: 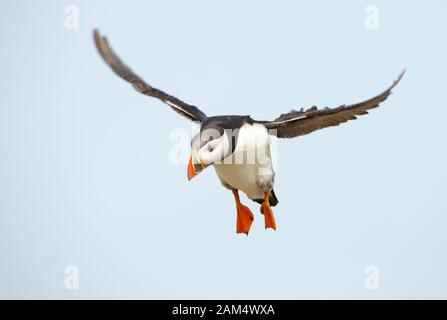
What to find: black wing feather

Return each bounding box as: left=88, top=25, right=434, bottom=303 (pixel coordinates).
left=93, top=29, right=207, bottom=122
left=256, top=70, right=405, bottom=138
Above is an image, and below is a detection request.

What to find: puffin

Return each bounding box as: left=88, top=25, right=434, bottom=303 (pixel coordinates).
left=93, top=29, right=405, bottom=235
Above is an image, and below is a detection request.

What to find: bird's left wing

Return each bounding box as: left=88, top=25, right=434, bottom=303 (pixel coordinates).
left=255, top=70, right=405, bottom=138
left=93, top=29, right=207, bottom=122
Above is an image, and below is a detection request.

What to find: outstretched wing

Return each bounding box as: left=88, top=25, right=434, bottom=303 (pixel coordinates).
left=256, top=70, right=405, bottom=138
left=93, top=29, right=207, bottom=122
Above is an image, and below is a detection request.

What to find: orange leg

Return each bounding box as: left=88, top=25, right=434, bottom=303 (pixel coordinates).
left=232, top=190, right=254, bottom=235
left=260, top=191, right=276, bottom=230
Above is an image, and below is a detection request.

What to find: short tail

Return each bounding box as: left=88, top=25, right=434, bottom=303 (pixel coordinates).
left=252, top=189, right=279, bottom=207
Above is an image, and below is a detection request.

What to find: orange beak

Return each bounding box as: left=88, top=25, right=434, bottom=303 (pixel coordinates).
left=187, top=153, right=206, bottom=181
left=187, top=155, right=198, bottom=181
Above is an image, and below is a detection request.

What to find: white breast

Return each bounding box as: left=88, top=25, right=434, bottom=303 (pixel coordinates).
left=213, top=123, right=274, bottom=200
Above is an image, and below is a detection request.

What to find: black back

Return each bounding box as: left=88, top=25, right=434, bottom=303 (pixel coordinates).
left=200, top=115, right=254, bottom=133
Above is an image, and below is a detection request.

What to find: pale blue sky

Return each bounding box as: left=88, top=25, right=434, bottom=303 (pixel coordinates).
left=0, top=0, right=446, bottom=299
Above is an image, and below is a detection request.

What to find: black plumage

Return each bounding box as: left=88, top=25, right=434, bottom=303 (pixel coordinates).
left=94, top=29, right=404, bottom=139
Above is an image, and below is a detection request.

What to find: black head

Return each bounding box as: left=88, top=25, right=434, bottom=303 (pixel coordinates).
left=187, top=115, right=253, bottom=180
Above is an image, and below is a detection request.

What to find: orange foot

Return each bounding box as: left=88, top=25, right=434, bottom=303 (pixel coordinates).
left=260, top=191, right=276, bottom=230
left=233, top=190, right=254, bottom=235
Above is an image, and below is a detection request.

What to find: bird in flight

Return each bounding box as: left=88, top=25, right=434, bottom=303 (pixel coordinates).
left=93, top=29, right=405, bottom=235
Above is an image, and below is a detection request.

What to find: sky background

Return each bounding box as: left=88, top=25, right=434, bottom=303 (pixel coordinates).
left=0, top=0, right=446, bottom=299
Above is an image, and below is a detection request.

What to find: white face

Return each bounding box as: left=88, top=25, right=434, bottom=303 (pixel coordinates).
left=191, top=128, right=232, bottom=166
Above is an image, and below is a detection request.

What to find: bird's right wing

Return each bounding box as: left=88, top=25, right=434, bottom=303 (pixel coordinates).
left=93, top=29, right=207, bottom=122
